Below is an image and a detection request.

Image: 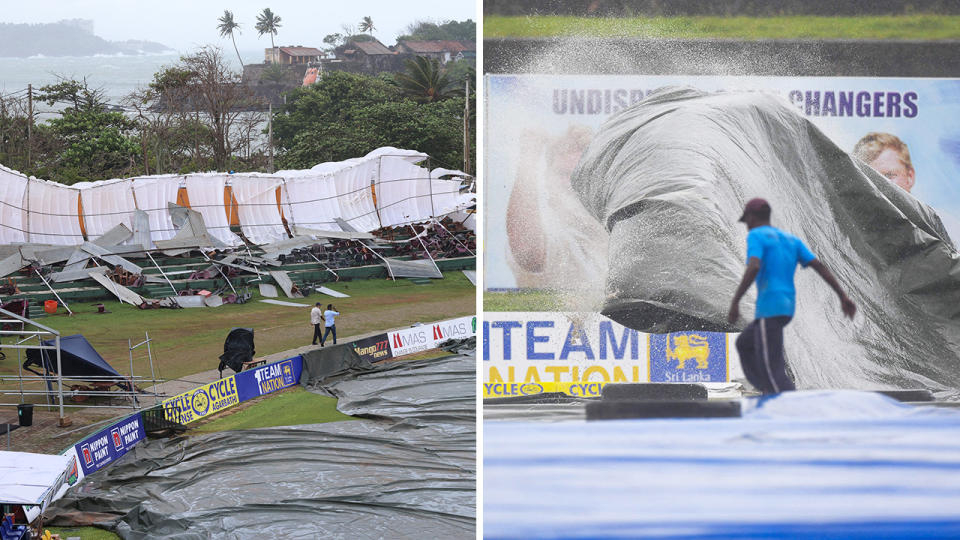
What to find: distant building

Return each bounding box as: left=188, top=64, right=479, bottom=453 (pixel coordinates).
left=245, top=37, right=476, bottom=103
left=333, top=39, right=401, bottom=72
left=265, top=46, right=325, bottom=65
left=395, top=41, right=476, bottom=64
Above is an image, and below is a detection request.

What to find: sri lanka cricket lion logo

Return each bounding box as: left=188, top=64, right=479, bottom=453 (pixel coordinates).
left=666, top=334, right=710, bottom=369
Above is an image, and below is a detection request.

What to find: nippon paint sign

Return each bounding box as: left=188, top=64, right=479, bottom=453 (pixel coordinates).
left=483, top=312, right=731, bottom=398
left=74, top=413, right=146, bottom=475
left=388, top=316, right=476, bottom=357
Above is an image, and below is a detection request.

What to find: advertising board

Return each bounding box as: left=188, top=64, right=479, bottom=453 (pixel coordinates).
left=485, top=74, right=960, bottom=290
left=74, top=413, right=146, bottom=475
left=351, top=334, right=393, bottom=363
left=388, top=316, right=477, bottom=357
left=235, top=356, right=303, bottom=401
left=163, top=376, right=239, bottom=424
left=483, top=312, right=732, bottom=398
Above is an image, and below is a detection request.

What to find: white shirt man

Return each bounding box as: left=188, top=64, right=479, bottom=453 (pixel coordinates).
left=311, top=303, right=323, bottom=345
left=320, top=305, right=340, bottom=346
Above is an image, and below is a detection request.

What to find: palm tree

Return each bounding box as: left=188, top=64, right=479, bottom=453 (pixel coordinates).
left=393, top=56, right=459, bottom=103
left=217, top=10, right=244, bottom=68
left=255, top=8, right=282, bottom=63
left=359, top=16, right=375, bottom=36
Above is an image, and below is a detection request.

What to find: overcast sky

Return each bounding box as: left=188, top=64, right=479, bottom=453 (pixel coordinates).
left=2, top=0, right=477, bottom=51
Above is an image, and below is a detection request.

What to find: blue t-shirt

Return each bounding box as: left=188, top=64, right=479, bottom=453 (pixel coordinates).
left=746, top=225, right=816, bottom=319
left=324, top=310, right=339, bottom=327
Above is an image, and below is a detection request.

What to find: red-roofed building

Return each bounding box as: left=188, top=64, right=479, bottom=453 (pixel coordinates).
left=396, top=41, right=476, bottom=64
left=265, top=46, right=325, bottom=65
left=334, top=39, right=402, bottom=72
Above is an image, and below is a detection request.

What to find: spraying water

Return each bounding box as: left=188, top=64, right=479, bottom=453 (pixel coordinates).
left=571, top=87, right=960, bottom=396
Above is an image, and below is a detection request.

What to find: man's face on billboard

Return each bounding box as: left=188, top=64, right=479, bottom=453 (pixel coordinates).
left=870, top=147, right=916, bottom=192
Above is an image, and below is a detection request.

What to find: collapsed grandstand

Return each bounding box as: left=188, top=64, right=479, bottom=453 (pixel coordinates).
left=0, top=147, right=475, bottom=314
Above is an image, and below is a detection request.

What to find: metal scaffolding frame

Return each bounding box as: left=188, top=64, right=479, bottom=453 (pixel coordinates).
left=0, top=309, right=162, bottom=419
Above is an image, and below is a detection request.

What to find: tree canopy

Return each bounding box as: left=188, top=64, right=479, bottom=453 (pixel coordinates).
left=398, top=19, right=476, bottom=41
left=393, top=56, right=461, bottom=103
left=217, top=10, right=244, bottom=68
left=272, top=71, right=470, bottom=172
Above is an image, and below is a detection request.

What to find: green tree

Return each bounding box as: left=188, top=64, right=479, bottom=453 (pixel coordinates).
left=393, top=56, right=460, bottom=103
left=217, top=10, right=244, bottom=68
left=33, top=78, right=140, bottom=182
left=359, top=16, right=376, bottom=35
left=322, top=33, right=344, bottom=49
left=272, top=71, right=469, bottom=171
left=399, top=19, right=476, bottom=41
left=256, top=8, right=282, bottom=63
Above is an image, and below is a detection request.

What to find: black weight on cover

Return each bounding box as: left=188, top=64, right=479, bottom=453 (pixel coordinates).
left=587, top=399, right=741, bottom=420
left=874, top=389, right=934, bottom=402
left=601, top=383, right=708, bottom=401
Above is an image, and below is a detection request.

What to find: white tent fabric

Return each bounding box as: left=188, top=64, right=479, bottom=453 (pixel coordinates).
left=332, top=160, right=380, bottom=232
left=281, top=174, right=344, bottom=233
left=0, top=450, right=71, bottom=508
left=75, top=178, right=136, bottom=242
left=25, top=178, right=83, bottom=245
left=0, top=147, right=473, bottom=246
left=0, top=166, right=28, bottom=244
left=132, top=175, right=182, bottom=243
left=184, top=174, right=242, bottom=247
left=376, top=159, right=429, bottom=227
left=231, top=175, right=288, bottom=245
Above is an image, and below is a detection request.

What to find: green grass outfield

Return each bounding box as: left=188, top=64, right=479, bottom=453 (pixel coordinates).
left=47, top=527, right=119, bottom=540
left=190, top=386, right=356, bottom=434
left=485, top=15, right=960, bottom=40
left=484, top=290, right=564, bottom=312
left=0, top=272, right=474, bottom=386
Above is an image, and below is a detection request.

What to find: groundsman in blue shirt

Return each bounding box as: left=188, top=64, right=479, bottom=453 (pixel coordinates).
left=727, top=198, right=857, bottom=395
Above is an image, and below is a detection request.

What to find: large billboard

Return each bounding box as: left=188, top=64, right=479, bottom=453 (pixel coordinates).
left=483, top=312, right=737, bottom=397
left=485, top=74, right=960, bottom=290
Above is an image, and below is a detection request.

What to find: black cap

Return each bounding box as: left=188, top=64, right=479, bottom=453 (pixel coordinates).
left=739, top=198, right=771, bottom=222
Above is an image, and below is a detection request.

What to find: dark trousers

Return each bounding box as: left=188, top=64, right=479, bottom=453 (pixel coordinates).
left=735, top=316, right=795, bottom=395
left=312, top=324, right=322, bottom=344
left=321, top=325, right=336, bottom=345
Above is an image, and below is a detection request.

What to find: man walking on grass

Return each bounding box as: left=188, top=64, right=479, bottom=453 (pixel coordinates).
left=727, top=198, right=857, bottom=395
left=321, top=304, right=340, bottom=346
left=311, top=302, right=324, bottom=345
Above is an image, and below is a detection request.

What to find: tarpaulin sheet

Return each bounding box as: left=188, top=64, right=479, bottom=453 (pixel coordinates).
left=571, top=87, right=960, bottom=396
left=484, top=391, right=960, bottom=539
left=24, top=334, right=123, bottom=381
left=49, top=348, right=476, bottom=538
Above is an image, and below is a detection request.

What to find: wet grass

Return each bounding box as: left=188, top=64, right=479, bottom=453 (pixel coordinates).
left=0, top=273, right=474, bottom=398
left=190, top=386, right=356, bottom=434
left=484, top=290, right=562, bottom=312
left=47, top=527, right=120, bottom=540
left=484, top=15, right=960, bottom=40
